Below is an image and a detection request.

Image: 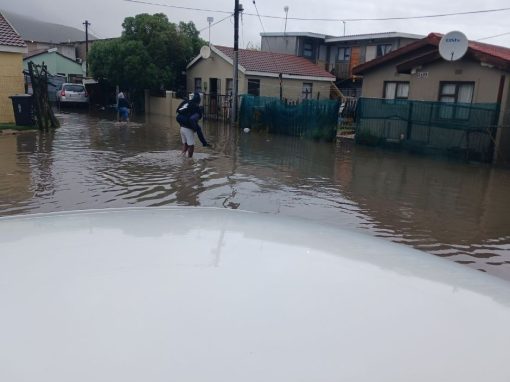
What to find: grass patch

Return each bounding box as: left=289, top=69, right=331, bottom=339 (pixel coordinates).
left=0, top=123, right=36, bottom=131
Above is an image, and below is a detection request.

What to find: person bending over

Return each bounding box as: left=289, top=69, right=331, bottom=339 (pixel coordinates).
left=176, top=92, right=209, bottom=147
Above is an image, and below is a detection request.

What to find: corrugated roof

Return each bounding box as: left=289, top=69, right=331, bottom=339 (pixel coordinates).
left=261, top=32, right=330, bottom=39
left=325, top=32, right=424, bottom=43
left=23, top=48, right=82, bottom=66
left=2, top=11, right=96, bottom=43
left=0, top=12, right=26, bottom=48
left=215, top=46, right=335, bottom=79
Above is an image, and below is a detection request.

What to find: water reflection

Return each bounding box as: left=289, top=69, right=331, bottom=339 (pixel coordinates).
left=0, top=111, right=509, bottom=280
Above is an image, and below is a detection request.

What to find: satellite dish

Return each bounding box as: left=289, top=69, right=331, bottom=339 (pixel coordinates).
left=439, top=31, right=468, bottom=62
left=200, top=45, right=211, bottom=59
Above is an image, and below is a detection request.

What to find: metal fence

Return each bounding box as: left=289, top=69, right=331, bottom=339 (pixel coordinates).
left=201, top=93, right=236, bottom=121
left=356, top=98, right=500, bottom=162
left=239, top=95, right=340, bottom=141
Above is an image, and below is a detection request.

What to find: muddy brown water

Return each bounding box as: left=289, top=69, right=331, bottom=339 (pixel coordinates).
left=1, top=111, right=510, bottom=280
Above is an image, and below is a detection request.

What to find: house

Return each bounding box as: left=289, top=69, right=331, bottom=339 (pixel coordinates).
left=261, top=32, right=423, bottom=97
left=0, top=12, right=27, bottom=123
left=186, top=45, right=335, bottom=102
left=352, top=33, right=510, bottom=164
left=24, top=48, right=85, bottom=81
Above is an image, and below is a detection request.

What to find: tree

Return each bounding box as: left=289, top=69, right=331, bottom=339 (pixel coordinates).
left=88, top=13, right=205, bottom=102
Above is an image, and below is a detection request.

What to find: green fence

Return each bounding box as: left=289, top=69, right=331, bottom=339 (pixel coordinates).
left=239, top=95, right=340, bottom=141
left=356, top=98, right=500, bottom=162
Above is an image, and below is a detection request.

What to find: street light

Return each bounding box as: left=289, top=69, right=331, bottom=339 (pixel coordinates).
left=207, top=16, right=214, bottom=46
left=284, top=6, right=289, bottom=35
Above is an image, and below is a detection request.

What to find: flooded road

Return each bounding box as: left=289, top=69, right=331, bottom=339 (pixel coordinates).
left=1, top=111, right=510, bottom=280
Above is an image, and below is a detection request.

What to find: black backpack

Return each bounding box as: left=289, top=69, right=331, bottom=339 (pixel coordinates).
left=177, top=101, right=192, bottom=116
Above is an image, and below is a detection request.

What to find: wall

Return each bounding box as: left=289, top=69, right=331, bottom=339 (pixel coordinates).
left=361, top=65, right=411, bottom=98
left=26, top=41, right=76, bottom=60
left=145, top=91, right=182, bottom=117
left=361, top=57, right=506, bottom=103
left=410, top=59, right=506, bottom=103
left=0, top=52, right=25, bottom=123
left=244, top=75, right=332, bottom=101
left=187, top=51, right=246, bottom=94
left=261, top=36, right=298, bottom=55
left=326, top=37, right=421, bottom=79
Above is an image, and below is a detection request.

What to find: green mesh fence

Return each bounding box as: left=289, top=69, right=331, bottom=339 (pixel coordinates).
left=239, top=95, right=340, bottom=141
left=356, top=98, right=500, bottom=162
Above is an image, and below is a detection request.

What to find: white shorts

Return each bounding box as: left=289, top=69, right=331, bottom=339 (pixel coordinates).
left=180, top=126, right=195, bottom=145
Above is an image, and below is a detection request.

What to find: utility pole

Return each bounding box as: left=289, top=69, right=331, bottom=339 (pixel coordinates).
left=232, top=0, right=241, bottom=124
left=279, top=73, right=283, bottom=100
left=83, top=20, right=90, bottom=77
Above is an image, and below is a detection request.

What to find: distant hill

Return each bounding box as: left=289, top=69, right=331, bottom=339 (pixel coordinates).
left=2, top=10, right=97, bottom=43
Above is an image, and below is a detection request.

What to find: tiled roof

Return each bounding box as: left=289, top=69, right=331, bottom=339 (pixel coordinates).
left=469, top=40, right=510, bottom=63
left=215, top=46, right=335, bottom=79
left=0, top=12, right=26, bottom=48
left=353, top=33, right=510, bottom=74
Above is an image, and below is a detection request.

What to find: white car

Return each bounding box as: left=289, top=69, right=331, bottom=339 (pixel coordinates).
left=56, top=83, right=89, bottom=104
left=1, top=207, right=510, bottom=381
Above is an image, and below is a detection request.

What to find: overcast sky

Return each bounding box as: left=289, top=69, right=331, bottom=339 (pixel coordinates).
left=2, top=0, right=510, bottom=47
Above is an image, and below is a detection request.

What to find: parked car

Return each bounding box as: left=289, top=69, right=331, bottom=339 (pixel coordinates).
left=56, top=83, right=89, bottom=104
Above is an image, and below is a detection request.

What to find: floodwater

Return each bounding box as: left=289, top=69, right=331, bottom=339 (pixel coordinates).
left=1, top=110, right=510, bottom=280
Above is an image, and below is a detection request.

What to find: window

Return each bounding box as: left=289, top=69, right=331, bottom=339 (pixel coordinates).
left=337, top=47, right=351, bottom=62
left=377, top=44, right=392, bottom=57
left=226, top=78, right=233, bottom=96
left=438, top=82, right=474, bottom=119
left=194, top=78, right=202, bottom=92
left=383, top=81, right=409, bottom=100
left=63, top=84, right=85, bottom=92
left=303, top=43, right=313, bottom=58
left=247, top=79, right=260, bottom=96
left=302, top=83, right=313, bottom=99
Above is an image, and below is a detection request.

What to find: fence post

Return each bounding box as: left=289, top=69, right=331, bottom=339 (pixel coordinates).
left=406, top=101, right=414, bottom=140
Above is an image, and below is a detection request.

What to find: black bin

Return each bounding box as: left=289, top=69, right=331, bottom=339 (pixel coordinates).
left=9, top=94, right=34, bottom=126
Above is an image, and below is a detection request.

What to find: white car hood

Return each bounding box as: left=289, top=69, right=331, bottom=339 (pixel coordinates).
left=1, top=207, right=509, bottom=382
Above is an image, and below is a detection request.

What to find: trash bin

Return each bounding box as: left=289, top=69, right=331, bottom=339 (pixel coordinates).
left=9, top=94, right=34, bottom=126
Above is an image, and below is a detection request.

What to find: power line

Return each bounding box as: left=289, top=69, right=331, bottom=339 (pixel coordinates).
left=88, top=27, right=105, bottom=39
left=341, top=7, right=510, bottom=22
left=124, top=0, right=232, bottom=15
left=252, top=1, right=284, bottom=99
left=123, top=1, right=510, bottom=23
left=198, top=14, right=232, bottom=33
left=477, top=31, right=510, bottom=41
